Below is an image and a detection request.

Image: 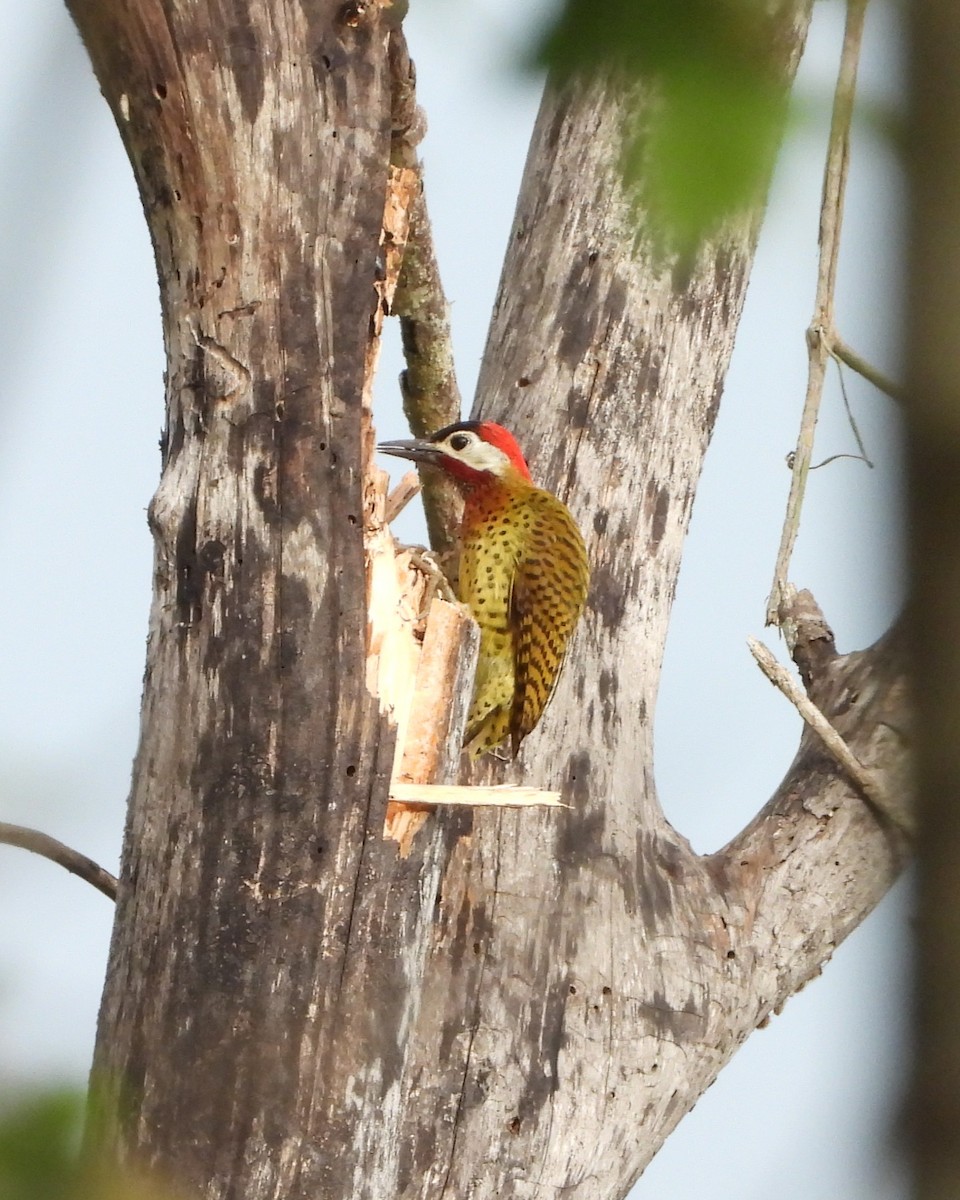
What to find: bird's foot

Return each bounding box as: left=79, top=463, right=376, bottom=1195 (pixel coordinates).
left=402, top=545, right=458, bottom=622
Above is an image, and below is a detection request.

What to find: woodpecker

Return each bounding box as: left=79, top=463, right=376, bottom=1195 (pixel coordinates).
left=378, top=421, right=590, bottom=758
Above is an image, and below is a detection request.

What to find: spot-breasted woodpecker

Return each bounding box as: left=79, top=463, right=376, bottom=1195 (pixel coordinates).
left=378, top=421, right=590, bottom=759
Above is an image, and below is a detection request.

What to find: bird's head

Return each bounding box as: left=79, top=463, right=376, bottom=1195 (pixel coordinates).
left=377, top=421, right=532, bottom=488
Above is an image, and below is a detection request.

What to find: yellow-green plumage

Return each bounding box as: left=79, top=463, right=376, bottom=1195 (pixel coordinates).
left=459, top=475, right=590, bottom=758
left=376, top=420, right=590, bottom=759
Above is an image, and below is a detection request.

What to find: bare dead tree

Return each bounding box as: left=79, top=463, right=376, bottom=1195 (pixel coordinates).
left=45, top=1, right=912, bottom=1198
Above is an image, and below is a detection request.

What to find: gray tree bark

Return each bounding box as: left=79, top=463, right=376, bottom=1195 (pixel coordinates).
left=65, top=2, right=911, bottom=1199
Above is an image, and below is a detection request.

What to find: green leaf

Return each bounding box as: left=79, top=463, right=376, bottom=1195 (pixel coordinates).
left=534, top=0, right=795, bottom=254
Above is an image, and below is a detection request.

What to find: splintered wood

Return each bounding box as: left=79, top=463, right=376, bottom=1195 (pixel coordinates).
left=383, top=598, right=479, bottom=855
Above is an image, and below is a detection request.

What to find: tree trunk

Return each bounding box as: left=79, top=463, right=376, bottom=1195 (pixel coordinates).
left=67, top=2, right=911, bottom=1198
left=908, top=1, right=960, bottom=1196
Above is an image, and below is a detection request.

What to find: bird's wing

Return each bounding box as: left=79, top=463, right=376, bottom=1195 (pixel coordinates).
left=508, top=496, right=589, bottom=756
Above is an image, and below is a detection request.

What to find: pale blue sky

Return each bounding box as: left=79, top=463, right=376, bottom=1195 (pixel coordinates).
left=0, top=2, right=908, bottom=1197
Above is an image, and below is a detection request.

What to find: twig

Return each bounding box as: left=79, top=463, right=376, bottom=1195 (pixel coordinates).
left=809, top=452, right=872, bottom=470
left=831, top=350, right=874, bottom=466
left=747, top=637, right=912, bottom=834
left=385, top=469, right=422, bottom=523
left=0, top=822, right=118, bottom=900
left=766, top=0, right=868, bottom=625
left=828, top=333, right=904, bottom=403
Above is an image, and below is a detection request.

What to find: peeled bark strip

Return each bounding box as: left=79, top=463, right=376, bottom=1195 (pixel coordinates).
left=65, top=2, right=911, bottom=1199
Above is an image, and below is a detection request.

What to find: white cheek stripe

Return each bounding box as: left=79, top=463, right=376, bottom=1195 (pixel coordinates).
left=450, top=439, right=512, bottom=475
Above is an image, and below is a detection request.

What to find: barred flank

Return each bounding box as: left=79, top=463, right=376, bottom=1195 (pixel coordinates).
left=460, top=478, right=590, bottom=759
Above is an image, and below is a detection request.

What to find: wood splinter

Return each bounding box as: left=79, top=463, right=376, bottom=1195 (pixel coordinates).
left=389, top=783, right=566, bottom=810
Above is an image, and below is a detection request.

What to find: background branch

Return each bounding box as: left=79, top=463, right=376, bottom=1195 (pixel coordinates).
left=767, top=0, right=869, bottom=624
left=829, top=332, right=904, bottom=402
left=0, top=822, right=117, bottom=900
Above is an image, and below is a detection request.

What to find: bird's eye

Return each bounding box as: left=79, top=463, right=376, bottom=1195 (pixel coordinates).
left=449, top=434, right=470, bottom=451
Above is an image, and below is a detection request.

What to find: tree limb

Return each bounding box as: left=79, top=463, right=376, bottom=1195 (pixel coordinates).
left=748, top=631, right=912, bottom=834
left=721, top=619, right=911, bottom=1010
left=0, top=822, right=117, bottom=900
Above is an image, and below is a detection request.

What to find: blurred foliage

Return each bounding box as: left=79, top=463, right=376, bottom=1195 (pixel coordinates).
left=534, top=0, right=797, bottom=256
left=0, top=1089, right=83, bottom=1200
left=0, top=1087, right=188, bottom=1200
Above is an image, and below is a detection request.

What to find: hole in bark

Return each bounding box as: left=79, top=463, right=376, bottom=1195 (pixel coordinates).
left=472, top=942, right=481, bottom=955
left=607, top=1090, right=616, bottom=1100
left=155, top=81, right=167, bottom=99
left=726, top=950, right=736, bottom=959
left=347, top=514, right=358, bottom=525
left=650, top=1062, right=658, bottom=1072
left=587, top=249, right=598, bottom=264
left=517, top=376, right=531, bottom=388
left=314, top=841, right=325, bottom=857
left=346, top=764, right=356, bottom=777
left=337, top=1, right=367, bottom=28
left=568, top=985, right=577, bottom=995
left=602, top=985, right=611, bottom=996
left=319, top=441, right=326, bottom=450
left=508, top=1117, right=521, bottom=1135
left=331, top=129, right=339, bottom=138
left=322, top=55, right=332, bottom=69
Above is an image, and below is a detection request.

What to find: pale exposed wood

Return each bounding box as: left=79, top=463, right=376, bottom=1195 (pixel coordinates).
left=383, top=598, right=479, bottom=856
left=389, top=784, right=565, bottom=808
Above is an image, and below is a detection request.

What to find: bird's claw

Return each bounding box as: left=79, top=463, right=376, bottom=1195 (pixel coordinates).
left=403, top=545, right=458, bottom=622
